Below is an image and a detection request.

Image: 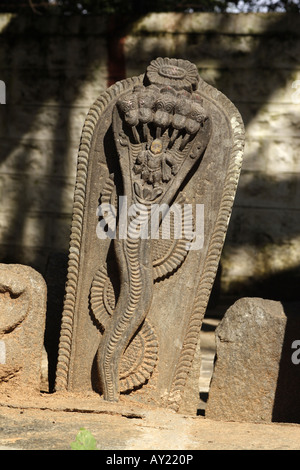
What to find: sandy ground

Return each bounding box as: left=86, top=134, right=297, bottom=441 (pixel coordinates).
left=0, top=392, right=300, bottom=451
left=0, top=316, right=299, bottom=451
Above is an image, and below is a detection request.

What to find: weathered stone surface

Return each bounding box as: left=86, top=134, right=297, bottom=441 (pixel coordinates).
left=0, top=264, right=47, bottom=393
left=130, top=12, right=300, bottom=36
left=55, top=57, right=244, bottom=413
left=206, top=297, right=300, bottom=423
left=2, top=393, right=300, bottom=450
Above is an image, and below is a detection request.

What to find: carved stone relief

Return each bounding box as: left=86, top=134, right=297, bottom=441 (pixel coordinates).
left=0, top=264, right=47, bottom=392
left=55, top=57, right=244, bottom=413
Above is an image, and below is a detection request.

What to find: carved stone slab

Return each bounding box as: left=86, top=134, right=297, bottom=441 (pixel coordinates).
left=55, top=58, right=244, bottom=413
left=0, top=264, right=47, bottom=393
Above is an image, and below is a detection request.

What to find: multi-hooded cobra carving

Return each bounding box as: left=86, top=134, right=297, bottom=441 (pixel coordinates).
left=91, top=58, right=212, bottom=402
left=55, top=56, right=244, bottom=412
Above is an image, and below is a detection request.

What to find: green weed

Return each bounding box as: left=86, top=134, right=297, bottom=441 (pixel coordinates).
left=70, top=427, right=97, bottom=450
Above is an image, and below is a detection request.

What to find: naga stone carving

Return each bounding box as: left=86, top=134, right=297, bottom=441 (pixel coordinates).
left=0, top=264, right=47, bottom=393
left=55, top=58, right=244, bottom=413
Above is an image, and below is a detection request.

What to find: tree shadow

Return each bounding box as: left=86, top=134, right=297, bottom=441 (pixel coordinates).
left=0, top=12, right=299, bottom=390
left=0, top=14, right=114, bottom=390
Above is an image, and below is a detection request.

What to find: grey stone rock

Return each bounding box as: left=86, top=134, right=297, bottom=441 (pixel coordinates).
left=0, top=264, right=47, bottom=393
left=206, top=297, right=300, bottom=423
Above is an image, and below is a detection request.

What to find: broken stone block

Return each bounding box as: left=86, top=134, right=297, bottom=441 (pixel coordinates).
left=0, top=264, right=47, bottom=393
left=55, top=57, right=244, bottom=413
left=206, top=297, right=300, bottom=423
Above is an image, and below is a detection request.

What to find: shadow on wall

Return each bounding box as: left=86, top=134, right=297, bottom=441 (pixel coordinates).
left=0, top=13, right=126, bottom=391
left=124, top=12, right=300, bottom=304
left=0, top=13, right=299, bottom=389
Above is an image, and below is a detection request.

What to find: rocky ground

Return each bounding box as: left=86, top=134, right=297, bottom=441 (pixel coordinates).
left=0, top=316, right=299, bottom=451
left=1, top=391, right=300, bottom=451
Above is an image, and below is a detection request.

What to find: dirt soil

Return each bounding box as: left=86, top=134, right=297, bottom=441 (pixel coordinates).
left=1, top=316, right=299, bottom=451
left=0, top=391, right=300, bottom=451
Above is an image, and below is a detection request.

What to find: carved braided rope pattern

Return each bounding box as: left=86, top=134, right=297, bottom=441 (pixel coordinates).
left=103, top=236, right=143, bottom=400
left=167, top=83, right=245, bottom=411
left=55, top=76, right=142, bottom=391
left=90, top=262, right=158, bottom=393
left=102, top=205, right=150, bottom=399
left=119, top=319, right=158, bottom=393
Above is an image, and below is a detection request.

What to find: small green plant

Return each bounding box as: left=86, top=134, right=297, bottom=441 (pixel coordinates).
left=70, top=427, right=97, bottom=450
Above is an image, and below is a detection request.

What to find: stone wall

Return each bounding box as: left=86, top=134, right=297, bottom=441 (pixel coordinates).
left=0, top=12, right=299, bottom=306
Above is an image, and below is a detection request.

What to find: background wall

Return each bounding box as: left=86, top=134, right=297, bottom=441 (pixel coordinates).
left=0, top=12, right=300, bottom=314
